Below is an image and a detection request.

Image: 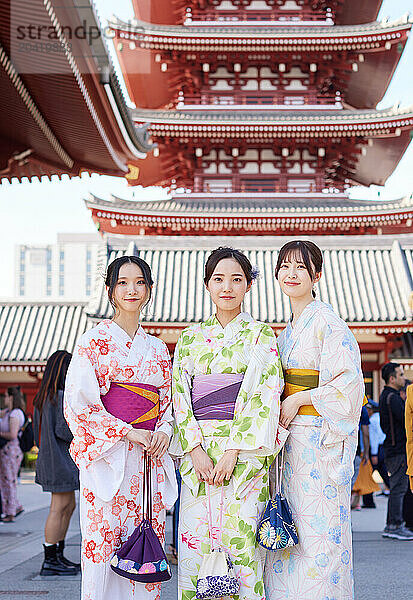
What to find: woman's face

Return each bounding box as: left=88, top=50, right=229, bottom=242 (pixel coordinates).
left=206, top=258, right=250, bottom=313
left=277, top=252, right=320, bottom=299
left=110, top=262, right=150, bottom=315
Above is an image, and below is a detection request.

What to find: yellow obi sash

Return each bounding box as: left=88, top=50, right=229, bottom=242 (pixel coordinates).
left=282, top=368, right=320, bottom=416
left=282, top=369, right=368, bottom=417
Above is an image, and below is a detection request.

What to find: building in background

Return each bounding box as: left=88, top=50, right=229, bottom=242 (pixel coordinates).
left=15, top=234, right=102, bottom=300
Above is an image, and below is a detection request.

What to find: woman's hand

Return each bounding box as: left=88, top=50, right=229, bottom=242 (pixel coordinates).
left=148, top=431, right=169, bottom=459
left=190, top=445, right=214, bottom=484
left=279, top=391, right=309, bottom=429
left=126, top=428, right=152, bottom=450
left=212, top=450, right=239, bottom=486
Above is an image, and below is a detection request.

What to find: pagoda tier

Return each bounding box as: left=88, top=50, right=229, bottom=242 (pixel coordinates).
left=132, top=1, right=383, bottom=26
left=86, top=193, right=413, bottom=237
left=128, top=105, right=413, bottom=190
left=111, top=17, right=411, bottom=109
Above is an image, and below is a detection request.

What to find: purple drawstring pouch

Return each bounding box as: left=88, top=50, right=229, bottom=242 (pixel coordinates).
left=110, top=452, right=172, bottom=583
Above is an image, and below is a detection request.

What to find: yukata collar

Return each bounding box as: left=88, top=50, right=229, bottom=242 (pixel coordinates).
left=283, top=300, right=321, bottom=362
left=205, top=311, right=252, bottom=331
left=106, top=319, right=147, bottom=345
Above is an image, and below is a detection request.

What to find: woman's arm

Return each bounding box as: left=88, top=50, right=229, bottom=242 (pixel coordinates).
left=0, top=414, right=21, bottom=440
left=310, top=314, right=364, bottom=445
left=64, top=339, right=133, bottom=470
left=171, top=332, right=214, bottom=483
left=226, top=323, right=284, bottom=455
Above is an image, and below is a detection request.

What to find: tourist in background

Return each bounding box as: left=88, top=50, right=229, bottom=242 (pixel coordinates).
left=0, top=387, right=25, bottom=522
left=379, top=363, right=413, bottom=540
left=33, top=350, right=80, bottom=576
left=65, top=256, right=177, bottom=600
left=351, top=404, right=371, bottom=510
left=265, top=240, right=365, bottom=600
left=366, top=400, right=389, bottom=493
left=171, top=247, right=286, bottom=600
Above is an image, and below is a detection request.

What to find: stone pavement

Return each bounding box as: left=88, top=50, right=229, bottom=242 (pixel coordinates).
left=1, top=470, right=412, bottom=599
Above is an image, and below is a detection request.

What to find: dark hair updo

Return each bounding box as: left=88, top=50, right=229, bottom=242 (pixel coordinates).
left=275, top=240, right=323, bottom=298
left=204, top=247, right=255, bottom=285
left=105, top=255, right=154, bottom=311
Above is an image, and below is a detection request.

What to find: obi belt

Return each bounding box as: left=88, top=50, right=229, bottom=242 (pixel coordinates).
left=282, top=369, right=367, bottom=417
left=102, top=382, right=160, bottom=431
left=282, top=369, right=320, bottom=417
left=191, top=374, right=244, bottom=421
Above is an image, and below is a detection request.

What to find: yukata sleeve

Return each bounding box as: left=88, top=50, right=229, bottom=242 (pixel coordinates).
left=310, top=314, right=364, bottom=447
left=64, top=339, right=132, bottom=501
left=154, top=341, right=173, bottom=440
left=170, top=332, right=203, bottom=458
left=226, top=324, right=286, bottom=457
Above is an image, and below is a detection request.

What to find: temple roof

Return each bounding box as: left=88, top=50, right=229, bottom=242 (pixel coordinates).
left=0, top=0, right=151, bottom=183
left=132, top=104, right=413, bottom=126
left=0, top=302, right=89, bottom=364
left=87, top=192, right=413, bottom=216
left=87, top=236, right=413, bottom=329
left=111, top=15, right=411, bottom=44
left=130, top=105, right=413, bottom=188
left=113, top=14, right=409, bottom=110
left=85, top=192, right=413, bottom=237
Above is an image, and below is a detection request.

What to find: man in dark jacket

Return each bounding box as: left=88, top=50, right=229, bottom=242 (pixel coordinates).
left=379, top=362, right=413, bottom=540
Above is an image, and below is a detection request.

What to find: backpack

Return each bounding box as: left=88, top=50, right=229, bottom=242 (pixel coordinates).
left=18, top=414, right=35, bottom=453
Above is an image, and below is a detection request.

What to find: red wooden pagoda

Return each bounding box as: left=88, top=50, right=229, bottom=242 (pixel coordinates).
left=99, top=1, right=413, bottom=238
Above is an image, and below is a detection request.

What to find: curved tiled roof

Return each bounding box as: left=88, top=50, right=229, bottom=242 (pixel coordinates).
left=87, top=237, right=413, bottom=327
left=0, top=303, right=89, bottom=363
left=131, top=104, right=413, bottom=126
left=86, top=193, right=413, bottom=216
left=110, top=15, right=411, bottom=38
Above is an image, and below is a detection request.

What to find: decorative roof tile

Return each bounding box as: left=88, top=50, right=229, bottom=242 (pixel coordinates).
left=0, top=303, right=89, bottom=363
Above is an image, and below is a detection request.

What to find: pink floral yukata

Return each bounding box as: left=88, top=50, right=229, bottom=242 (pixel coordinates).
left=64, top=320, right=177, bottom=600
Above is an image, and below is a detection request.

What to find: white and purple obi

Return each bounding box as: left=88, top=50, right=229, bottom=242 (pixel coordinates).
left=191, top=374, right=243, bottom=420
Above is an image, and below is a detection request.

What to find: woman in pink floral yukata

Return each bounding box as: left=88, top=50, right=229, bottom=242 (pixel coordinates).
left=64, top=256, right=177, bottom=600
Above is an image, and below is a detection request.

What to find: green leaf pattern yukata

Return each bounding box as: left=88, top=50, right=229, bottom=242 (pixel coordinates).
left=264, top=300, right=365, bottom=600
left=170, top=312, right=286, bottom=600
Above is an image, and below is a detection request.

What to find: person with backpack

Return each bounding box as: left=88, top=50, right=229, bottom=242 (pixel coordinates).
left=33, top=350, right=80, bottom=576
left=379, top=363, right=413, bottom=540
left=0, top=386, right=25, bottom=522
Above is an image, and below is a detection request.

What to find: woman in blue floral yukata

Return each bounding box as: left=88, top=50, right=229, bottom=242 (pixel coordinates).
left=265, top=240, right=365, bottom=600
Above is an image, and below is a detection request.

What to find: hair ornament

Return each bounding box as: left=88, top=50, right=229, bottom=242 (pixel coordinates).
left=251, top=266, right=260, bottom=281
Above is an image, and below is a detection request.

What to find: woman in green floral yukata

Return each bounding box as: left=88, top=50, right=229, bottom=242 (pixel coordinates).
left=170, top=247, right=287, bottom=600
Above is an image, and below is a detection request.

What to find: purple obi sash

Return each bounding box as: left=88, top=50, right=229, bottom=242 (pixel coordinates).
left=101, top=382, right=160, bottom=431
left=191, top=374, right=243, bottom=421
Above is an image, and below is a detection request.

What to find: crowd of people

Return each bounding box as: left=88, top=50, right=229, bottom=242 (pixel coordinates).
left=1, top=240, right=412, bottom=600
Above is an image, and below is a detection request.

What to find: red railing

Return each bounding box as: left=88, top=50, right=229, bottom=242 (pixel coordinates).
left=199, top=181, right=319, bottom=194
left=186, top=9, right=329, bottom=23
left=181, top=92, right=336, bottom=107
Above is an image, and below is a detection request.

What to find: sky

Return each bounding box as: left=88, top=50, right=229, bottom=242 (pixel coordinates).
left=0, top=0, right=412, bottom=297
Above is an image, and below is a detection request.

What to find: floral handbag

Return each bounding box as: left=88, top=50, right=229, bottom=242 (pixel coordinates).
left=257, top=448, right=298, bottom=551
left=110, top=452, right=171, bottom=583
left=196, top=485, right=239, bottom=599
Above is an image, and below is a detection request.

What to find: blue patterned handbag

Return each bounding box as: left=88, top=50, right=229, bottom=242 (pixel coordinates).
left=257, top=449, right=298, bottom=551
